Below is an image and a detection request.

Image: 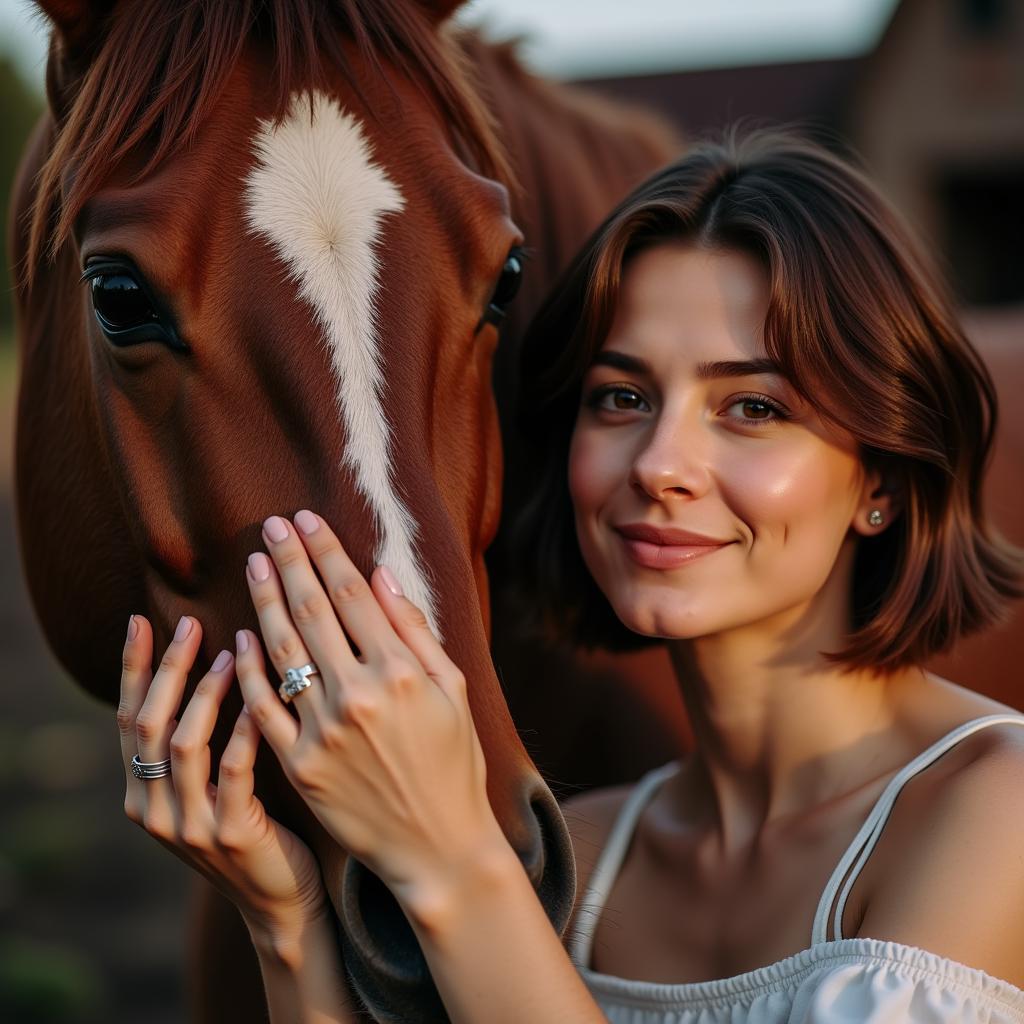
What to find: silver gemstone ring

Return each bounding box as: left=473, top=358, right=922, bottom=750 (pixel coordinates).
left=131, top=755, right=172, bottom=781
left=278, top=663, right=320, bottom=704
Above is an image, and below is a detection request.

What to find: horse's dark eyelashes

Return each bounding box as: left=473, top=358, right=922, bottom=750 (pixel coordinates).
left=81, top=259, right=188, bottom=352
left=479, top=245, right=526, bottom=331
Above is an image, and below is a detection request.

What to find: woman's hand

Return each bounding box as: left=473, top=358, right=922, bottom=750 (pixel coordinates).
left=117, top=614, right=328, bottom=949
left=234, top=510, right=514, bottom=921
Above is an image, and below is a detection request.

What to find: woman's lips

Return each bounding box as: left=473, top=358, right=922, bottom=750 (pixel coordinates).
left=619, top=536, right=729, bottom=569
left=614, top=525, right=732, bottom=570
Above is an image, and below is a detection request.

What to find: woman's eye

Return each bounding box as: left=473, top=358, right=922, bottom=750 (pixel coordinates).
left=724, top=396, right=786, bottom=424
left=90, top=272, right=158, bottom=330
left=589, top=385, right=650, bottom=413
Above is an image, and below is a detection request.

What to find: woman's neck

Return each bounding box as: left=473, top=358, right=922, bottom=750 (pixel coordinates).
left=666, top=606, right=928, bottom=855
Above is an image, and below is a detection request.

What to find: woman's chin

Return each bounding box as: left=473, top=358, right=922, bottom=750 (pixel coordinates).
left=612, top=600, right=717, bottom=641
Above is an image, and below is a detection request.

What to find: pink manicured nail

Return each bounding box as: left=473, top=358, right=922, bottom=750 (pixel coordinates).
left=263, top=516, right=289, bottom=543
left=235, top=630, right=250, bottom=654
left=247, top=552, right=271, bottom=582
left=174, top=616, right=193, bottom=642
left=126, top=615, right=139, bottom=642
left=294, top=509, right=319, bottom=535
left=211, top=649, right=233, bottom=673
left=379, top=565, right=404, bottom=597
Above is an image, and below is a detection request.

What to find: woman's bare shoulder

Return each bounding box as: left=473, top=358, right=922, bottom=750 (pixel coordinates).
left=857, top=709, right=1024, bottom=986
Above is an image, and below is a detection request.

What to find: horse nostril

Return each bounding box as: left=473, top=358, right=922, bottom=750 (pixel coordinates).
left=527, top=784, right=577, bottom=935
left=516, top=818, right=546, bottom=886
left=339, top=858, right=444, bottom=1020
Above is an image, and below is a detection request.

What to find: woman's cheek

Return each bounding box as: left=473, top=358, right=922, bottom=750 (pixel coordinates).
left=720, top=440, right=861, bottom=555
left=567, top=427, right=618, bottom=514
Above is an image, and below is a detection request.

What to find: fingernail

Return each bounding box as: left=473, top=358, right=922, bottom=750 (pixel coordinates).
left=247, top=552, right=270, bottom=582
left=211, top=649, right=232, bottom=672
left=294, top=509, right=319, bottom=535
left=379, top=565, right=404, bottom=597
left=174, top=615, right=193, bottom=642
left=126, top=615, right=139, bottom=642
left=235, top=629, right=250, bottom=654
left=263, top=516, right=289, bottom=543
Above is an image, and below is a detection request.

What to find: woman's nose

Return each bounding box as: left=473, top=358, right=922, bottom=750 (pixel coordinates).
left=628, top=415, right=712, bottom=501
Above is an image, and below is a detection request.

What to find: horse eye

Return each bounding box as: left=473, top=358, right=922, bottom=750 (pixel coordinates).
left=82, top=261, right=187, bottom=351
left=90, top=273, right=158, bottom=331
left=480, top=247, right=525, bottom=330
left=491, top=249, right=524, bottom=309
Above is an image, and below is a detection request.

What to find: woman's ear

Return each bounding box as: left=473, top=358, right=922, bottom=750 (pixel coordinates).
left=851, top=464, right=901, bottom=537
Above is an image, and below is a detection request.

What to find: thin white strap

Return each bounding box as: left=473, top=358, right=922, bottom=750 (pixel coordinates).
left=566, top=762, right=680, bottom=967
left=810, top=714, right=1024, bottom=945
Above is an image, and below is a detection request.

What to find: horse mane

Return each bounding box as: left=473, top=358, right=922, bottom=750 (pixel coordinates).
left=463, top=34, right=681, bottom=193
left=26, top=0, right=510, bottom=279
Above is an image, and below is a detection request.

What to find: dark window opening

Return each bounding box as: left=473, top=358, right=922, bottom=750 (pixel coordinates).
left=939, top=168, right=1024, bottom=306
left=956, top=0, right=1010, bottom=38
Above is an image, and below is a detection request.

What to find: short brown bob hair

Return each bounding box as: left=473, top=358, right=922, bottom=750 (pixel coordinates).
left=505, top=129, right=1021, bottom=673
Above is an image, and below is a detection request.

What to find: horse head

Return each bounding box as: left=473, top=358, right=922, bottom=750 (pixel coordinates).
left=13, top=1, right=573, bottom=1018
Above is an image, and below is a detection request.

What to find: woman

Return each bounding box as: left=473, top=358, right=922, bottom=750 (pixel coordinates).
left=117, top=131, right=1024, bottom=1022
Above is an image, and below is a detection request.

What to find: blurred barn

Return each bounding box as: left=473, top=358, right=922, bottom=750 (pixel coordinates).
left=578, top=0, right=1024, bottom=309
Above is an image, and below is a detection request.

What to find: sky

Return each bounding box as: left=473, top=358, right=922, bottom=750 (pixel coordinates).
left=0, top=0, right=900, bottom=89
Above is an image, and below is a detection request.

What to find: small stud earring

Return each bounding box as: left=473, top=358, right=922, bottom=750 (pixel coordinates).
left=868, top=509, right=884, bottom=527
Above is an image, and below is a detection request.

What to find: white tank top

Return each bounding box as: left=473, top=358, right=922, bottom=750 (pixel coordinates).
left=567, top=714, right=1024, bottom=1023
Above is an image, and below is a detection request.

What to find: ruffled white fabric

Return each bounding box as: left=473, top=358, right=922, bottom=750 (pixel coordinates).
left=571, top=718, right=1024, bottom=1023
left=579, top=938, right=1024, bottom=1023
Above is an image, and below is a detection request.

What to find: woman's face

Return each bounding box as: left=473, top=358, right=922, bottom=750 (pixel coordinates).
left=569, top=244, right=875, bottom=643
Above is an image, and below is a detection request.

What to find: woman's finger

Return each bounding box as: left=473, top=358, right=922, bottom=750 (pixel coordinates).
left=214, top=705, right=262, bottom=828
left=371, top=568, right=464, bottom=701
left=119, top=614, right=152, bottom=754
left=234, top=629, right=300, bottom=755
left=137, top=616, right=201, bottom=758
left=246, top=549, right=330, bottom=725
left=135, top=615, right=202, bottom=821
left=119, top=614, right=154, bottom=821
left=170, top=649, right=235, bottom=825
left=287, top=511, right=397, bottom=665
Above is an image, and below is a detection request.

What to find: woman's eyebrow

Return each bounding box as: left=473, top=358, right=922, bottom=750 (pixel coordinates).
left=590, top=350, right=649, bottom=374
left=591, top=351, right=783, bottom=379
left=695, top=358, right=784, bottom=379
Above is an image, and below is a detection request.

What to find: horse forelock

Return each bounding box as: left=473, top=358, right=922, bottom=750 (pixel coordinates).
left=26, top=0, right=510, bottom=283
left=243, top=91, right=442, bottom=639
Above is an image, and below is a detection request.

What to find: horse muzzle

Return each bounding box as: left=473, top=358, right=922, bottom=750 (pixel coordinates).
left=336, top=775, right=575, bottom=1023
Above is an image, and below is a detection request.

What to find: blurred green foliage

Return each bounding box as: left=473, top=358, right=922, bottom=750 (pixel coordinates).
left=0, top=939, right=103, bottom=1022
left=3, top=803, right=103, bottom=883
left=1, top=53, right=46, bottom=340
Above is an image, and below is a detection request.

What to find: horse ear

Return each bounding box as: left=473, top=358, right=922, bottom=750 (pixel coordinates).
left=34, top=0, right=113, bottom=57
left=415, top=0, right=468, bottom=25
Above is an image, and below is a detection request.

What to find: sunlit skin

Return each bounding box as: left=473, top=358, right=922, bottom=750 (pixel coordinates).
left=571, top=244, right=883, bottom=646
left=561, top=245, right=1024, bottom=989
left=569, top=245, right=933, bottom=842
left=116, top=245, right=1024, bottom=1021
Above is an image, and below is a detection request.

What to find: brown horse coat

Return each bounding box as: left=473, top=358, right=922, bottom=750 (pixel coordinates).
left=11, top=2, right=679, bottom=1020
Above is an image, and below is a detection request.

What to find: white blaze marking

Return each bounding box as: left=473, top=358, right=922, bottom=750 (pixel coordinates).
left=244, top=91, right=441, bottom=638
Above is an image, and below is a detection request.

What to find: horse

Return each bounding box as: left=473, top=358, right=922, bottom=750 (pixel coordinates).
left=17, top=4, right=1019, bottom=1020
left=10, top=1, right=680, bottom=1019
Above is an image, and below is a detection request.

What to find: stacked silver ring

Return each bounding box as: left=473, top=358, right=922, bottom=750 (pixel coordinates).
left=279, top=663, right=320, bottom=703
left=131, top=755, right=172, bottom=780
